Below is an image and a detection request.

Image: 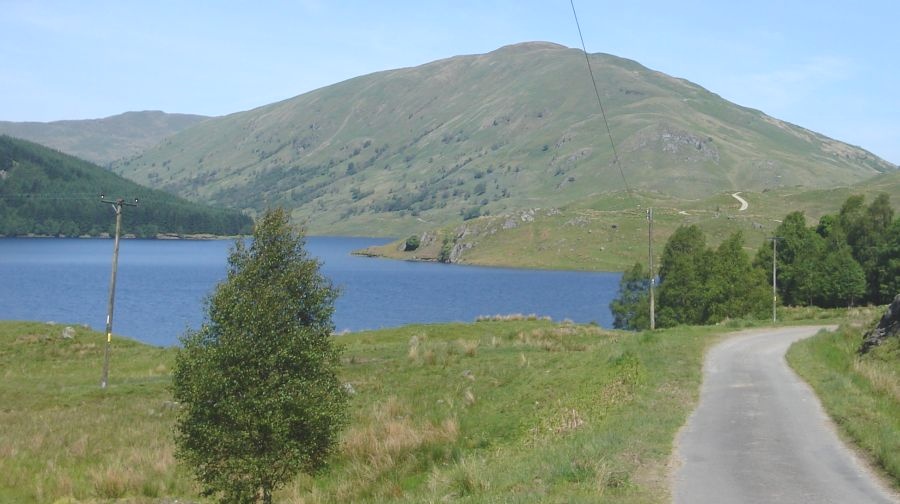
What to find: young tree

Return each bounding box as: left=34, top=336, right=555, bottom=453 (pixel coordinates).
left=609, top=262, right=651, bottom=330
left=705, top=232, right=769, bottom=322
left=754, top=211, right=823, bottom=306
left=874, top=218, right=900, bottom=302
left=172, top=208, right=348, bottom=504
left=812, top=245, right=867, bottom=307
left=657, top=225, right=710, bottom=326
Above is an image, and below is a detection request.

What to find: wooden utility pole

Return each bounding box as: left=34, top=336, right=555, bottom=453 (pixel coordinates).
left=100, top=195, right=138, bottom=389
left=770, top=236, right=781, bottom=323
left=648, top=208, right=655, bottom=330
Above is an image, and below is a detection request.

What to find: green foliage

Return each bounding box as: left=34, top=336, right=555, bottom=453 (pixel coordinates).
left=876, top=219, right=900, bottom=300
left=812, top=246, right=867, bottom=308
left=657, top=225, right=711, bottom=326
left=705, top=232, right=770, bottom=322
left=657, top=227, right=768, bottom=327
left=461, top=206, right=481, bottom=220
left=404, top=234, right=420, bottom=251
left=609, top=262, right=650, bottom=330
left=840, top=193, right=896, bottom=304
left=757, top=194, right=898, bottom=308
left=172, top=208, right=348, bottom=503
left=438, top=237, right=453, bottom=263
left=0, top=135, right=252, bottom=236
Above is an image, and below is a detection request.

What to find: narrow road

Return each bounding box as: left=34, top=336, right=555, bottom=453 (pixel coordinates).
left=672, top=326, right=898, bottom=504
left=732, top=191, right=749, bottom=211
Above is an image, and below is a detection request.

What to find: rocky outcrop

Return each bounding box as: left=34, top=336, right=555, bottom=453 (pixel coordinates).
left=859, top=294, right=900, bottom=354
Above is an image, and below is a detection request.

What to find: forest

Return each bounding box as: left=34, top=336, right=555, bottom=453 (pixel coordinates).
left=0, top=135, right=252, bottom=237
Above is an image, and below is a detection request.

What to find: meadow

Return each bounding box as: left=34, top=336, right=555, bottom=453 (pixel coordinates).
left=1, top=308, right=895, bottom=502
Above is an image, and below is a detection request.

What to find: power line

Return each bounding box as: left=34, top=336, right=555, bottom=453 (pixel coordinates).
left=569, top=0, right=633, bottom=201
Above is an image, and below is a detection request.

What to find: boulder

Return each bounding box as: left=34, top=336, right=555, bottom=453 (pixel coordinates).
left=859, top=294, right=900, bottom=354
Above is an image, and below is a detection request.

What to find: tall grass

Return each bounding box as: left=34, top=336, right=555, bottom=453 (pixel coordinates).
left=1, top=319, right=726, bottom=502
left=280, top=321, right=723, bottom=502
left=787, top=316, right=900, bottom=488
left=0, top=321, right=196, bottom=503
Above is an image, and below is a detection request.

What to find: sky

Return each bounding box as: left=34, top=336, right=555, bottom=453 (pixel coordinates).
left=1, top=1, right=898, bottom=164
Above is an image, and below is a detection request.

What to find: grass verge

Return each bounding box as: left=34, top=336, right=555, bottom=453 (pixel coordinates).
left=1, top=319, right=724, bottom=502
left=786, top=315, right=900, bottom=489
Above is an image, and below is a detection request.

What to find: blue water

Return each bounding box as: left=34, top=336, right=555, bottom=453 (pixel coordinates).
left=0, top=237, right=621, bottom=346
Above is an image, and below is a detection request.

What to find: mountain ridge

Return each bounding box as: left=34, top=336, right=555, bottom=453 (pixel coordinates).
left=110, top=42, right=894, bottom=235
left=0, top=111, right=209, bottom=165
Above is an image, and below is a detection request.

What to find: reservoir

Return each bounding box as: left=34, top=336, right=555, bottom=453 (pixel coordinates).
left=0, top=237, right=621, bottom=346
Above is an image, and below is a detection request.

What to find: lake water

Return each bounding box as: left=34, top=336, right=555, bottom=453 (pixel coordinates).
left=0, top=237, right=621, bottom=346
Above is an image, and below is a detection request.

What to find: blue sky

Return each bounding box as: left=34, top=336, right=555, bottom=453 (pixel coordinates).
left=2, top=1, right=898, bottom=164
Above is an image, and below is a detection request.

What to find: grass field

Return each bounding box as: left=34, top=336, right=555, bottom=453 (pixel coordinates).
left=2, top=309, right=895, bottom=502
left=0, top=319, right=728, bottom=503
left=787, top=311, right=900, bottom=490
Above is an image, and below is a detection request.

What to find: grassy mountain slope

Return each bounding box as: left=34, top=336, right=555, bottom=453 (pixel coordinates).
left=0, top=135, right=252, bottom=237
left=0, top=111, right=209, bottom=165
left=112, top=42, right=894, bottom=236
left=363, top=173, right=900, bottom=272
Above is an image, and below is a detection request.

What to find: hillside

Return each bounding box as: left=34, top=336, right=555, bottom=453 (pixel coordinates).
left=112, top=42, right=894, bottom=236
left=362, top=172, right=900, bottom=272
left=0, top=111, right=208, bottom=165
left=0, top=135, right=252, bottom=237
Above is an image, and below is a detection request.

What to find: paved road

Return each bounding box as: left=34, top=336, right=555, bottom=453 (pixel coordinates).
left=672, top=326, right=899, bottom=504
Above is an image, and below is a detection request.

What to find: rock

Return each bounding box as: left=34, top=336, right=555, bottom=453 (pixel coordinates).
left=449, top=241, right=473, bottom=263
left=859, top=294, right=900, bottom=354
left=62, top=326, right=76, bottom=339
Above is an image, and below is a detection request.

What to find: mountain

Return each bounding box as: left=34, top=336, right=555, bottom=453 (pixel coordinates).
left=111, top=42, right=895, bottom=236
left=0, top=111, right=209, bottom=165
left=0, top=135, right=252, bottom=237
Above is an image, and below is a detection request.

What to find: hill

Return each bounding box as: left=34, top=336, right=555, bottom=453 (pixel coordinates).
left=361, top=172, right=900, bottom=271
left=0, top=111, right=208, bottom=165
left=112, top=42, right=894, bottom=236
left=0, top=135, right=252, bottom=237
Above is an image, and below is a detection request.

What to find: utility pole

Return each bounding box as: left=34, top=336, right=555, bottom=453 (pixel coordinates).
left=648, top=208, right=655, bottom=330
left=770, top=236, right=781, bottom=323
left=100, top=194, right=138, bottom=389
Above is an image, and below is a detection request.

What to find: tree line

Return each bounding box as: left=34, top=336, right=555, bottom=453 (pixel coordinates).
left=0, top=135, right=252, bottom=237
left=611, top=194, right=899, bottom=330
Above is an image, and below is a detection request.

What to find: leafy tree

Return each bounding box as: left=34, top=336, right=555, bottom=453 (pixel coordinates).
left=172, top=208, right=348, bottom=504
left=657, top=225, right=710, bottom=326
left=609, top=262, right=651, bottom=330
left=404, top=235, right=421, bottom=251
left=754, top=211, right=823, bottom=306
left=811, top=245, right=867, bottom=307
left=874, top=218, right=900, bottom=301
left=836, top=194, right=894, bottom=303
left=705, top=232, right=769, bottom=322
